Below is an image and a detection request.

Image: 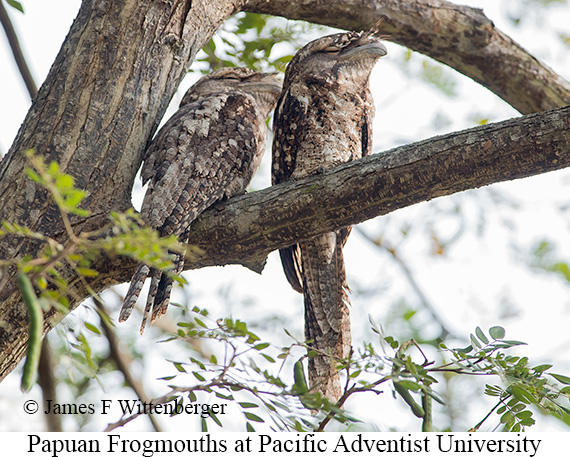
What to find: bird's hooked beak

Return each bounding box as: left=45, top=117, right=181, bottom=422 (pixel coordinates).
left=338, top=34, right=387, bottom=62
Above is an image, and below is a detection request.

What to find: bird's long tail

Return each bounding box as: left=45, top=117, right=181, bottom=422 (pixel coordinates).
left=139, top=268, right=160, bottom=334
left=300, top=231, right=351, bottom=402
left=119, top=263, right=150, bottom=323
left=119, top=254, right=185, bottom=334
left=150, top=253, right=185, bottom=324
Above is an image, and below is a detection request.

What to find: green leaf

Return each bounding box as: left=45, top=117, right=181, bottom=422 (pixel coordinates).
left=6, top=0, right=24, bottom=13
left=238, top=402, right=258, bottom=409
left=84, top=322, right=101, bottom=335
left=173, top=362, right=186, bottom=373
left=470, top=334, right=482, bottom=349
left=292, top=359, right=308, bottom=395
left=550, top=373, right=570, bottom=385
left=532, top=364, right=553, bottom=373
left=519, top=416, right=535, bottom=427
left=500, top=411, right=513, bottom=424
left=489, top=326, right=506, bottom=340
left=188, top=391, right=197, bottom=402
left=77, top=267, right=99, bottom=277
left=192, top=371, right=206, bottom=382
left=246, top=422, right=255, bottom=432
left=261, top=353, right=275, bottom=363
left=253, top=342, right=270, bottom=350
left=485, top=384, right=503, bottom=396
left=516, top=410, right=532, bottom=420
left=494, top=340, right=527, bottom=348
left=511, top=403, right=526, bottom=413
left=55, top=173, right=74, bottom=190
left=243, top=412, right=264, bottom=423
left=25, top=168, right=41, bottom=183
left=475, top=326, right=489, bottom=344
left=510, top=385, right=536, bottom=405
left=209, top=411, right=222, bottom=427
left=214, top=392, right=233, bottom=401
left=398, top=380, right=422, bottom=392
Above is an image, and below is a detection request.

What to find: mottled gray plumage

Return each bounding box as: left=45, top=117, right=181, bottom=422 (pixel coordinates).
left=120, top=67, right=282, bottom=333
left=272, top=32, right=386, bottom=400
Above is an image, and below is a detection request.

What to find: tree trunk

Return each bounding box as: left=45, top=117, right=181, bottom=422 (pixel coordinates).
left=1, top=0, right=569, bottom=383
left=0, top=0, right=246, bottom=382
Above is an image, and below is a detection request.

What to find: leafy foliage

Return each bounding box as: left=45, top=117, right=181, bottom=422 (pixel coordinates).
left=193, top=13, right=329, bottom=74
left=2, top=151, right=183, bottom=387
left=529, top=239, right=570, bottom=283
left=98, top=312, right=570, bottom=432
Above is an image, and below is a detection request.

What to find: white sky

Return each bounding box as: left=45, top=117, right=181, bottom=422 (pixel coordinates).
left=1, top=0, right=569, bottom=432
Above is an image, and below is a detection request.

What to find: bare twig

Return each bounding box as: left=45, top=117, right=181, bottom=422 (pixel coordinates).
left=0, top=1, right=37, bottom=99
left=357, top=227, right=459, bottom=340
left=38, top=337, right=62, bottom=432
left=94, top=297, right=163, bottom=432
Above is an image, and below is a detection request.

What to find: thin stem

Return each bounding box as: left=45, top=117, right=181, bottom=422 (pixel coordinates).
left=357, top=228, right=460, bottom=340
left=94, top=297, right=163, bottom=432
left=0, top=1, right=37, bottom=98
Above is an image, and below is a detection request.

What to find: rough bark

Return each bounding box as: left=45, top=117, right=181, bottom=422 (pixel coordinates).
left=244, top=0, right=570, bottom=114
left=0, top=0, right=246, bottom=382
left=1, top=0, right=570, bottom=382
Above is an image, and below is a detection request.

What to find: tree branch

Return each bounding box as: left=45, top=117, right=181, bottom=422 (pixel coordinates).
left=94, top=297, right=163, bottom=432
left=169, top=104, right=570, bottom=272
left=243, top=0, right=570, bottom=114
left=90, top=103, right=570, bottom=286
left=38, top=338, right=62, bottom=432
left=0, top=0, right=37, bottom=99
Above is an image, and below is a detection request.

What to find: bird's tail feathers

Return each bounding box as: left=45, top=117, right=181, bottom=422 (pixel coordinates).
left=301, top=232, right=351, bottom=401
left=119, top=263, right=150, bottom=322
left=139, top=268, right=160, bottom=334
left=151, top=253, right=186, bottom=324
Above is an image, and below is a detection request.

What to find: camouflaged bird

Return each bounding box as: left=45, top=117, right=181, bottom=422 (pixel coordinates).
left=119, top=67, right=282, bottom=333
left=272, top=31, right=386, bottom=400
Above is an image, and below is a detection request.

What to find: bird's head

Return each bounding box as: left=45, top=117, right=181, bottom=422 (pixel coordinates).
left=181, top=67, right=283, bottom=115
left=283, top=31, right=387, bottom=88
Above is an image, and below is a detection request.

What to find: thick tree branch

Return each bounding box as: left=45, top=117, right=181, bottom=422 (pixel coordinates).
left=90, top=105, right=570, bottom=284
left=243, top=0, right=570, bottom=114
left=176, top=105, right=570, bottom=270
